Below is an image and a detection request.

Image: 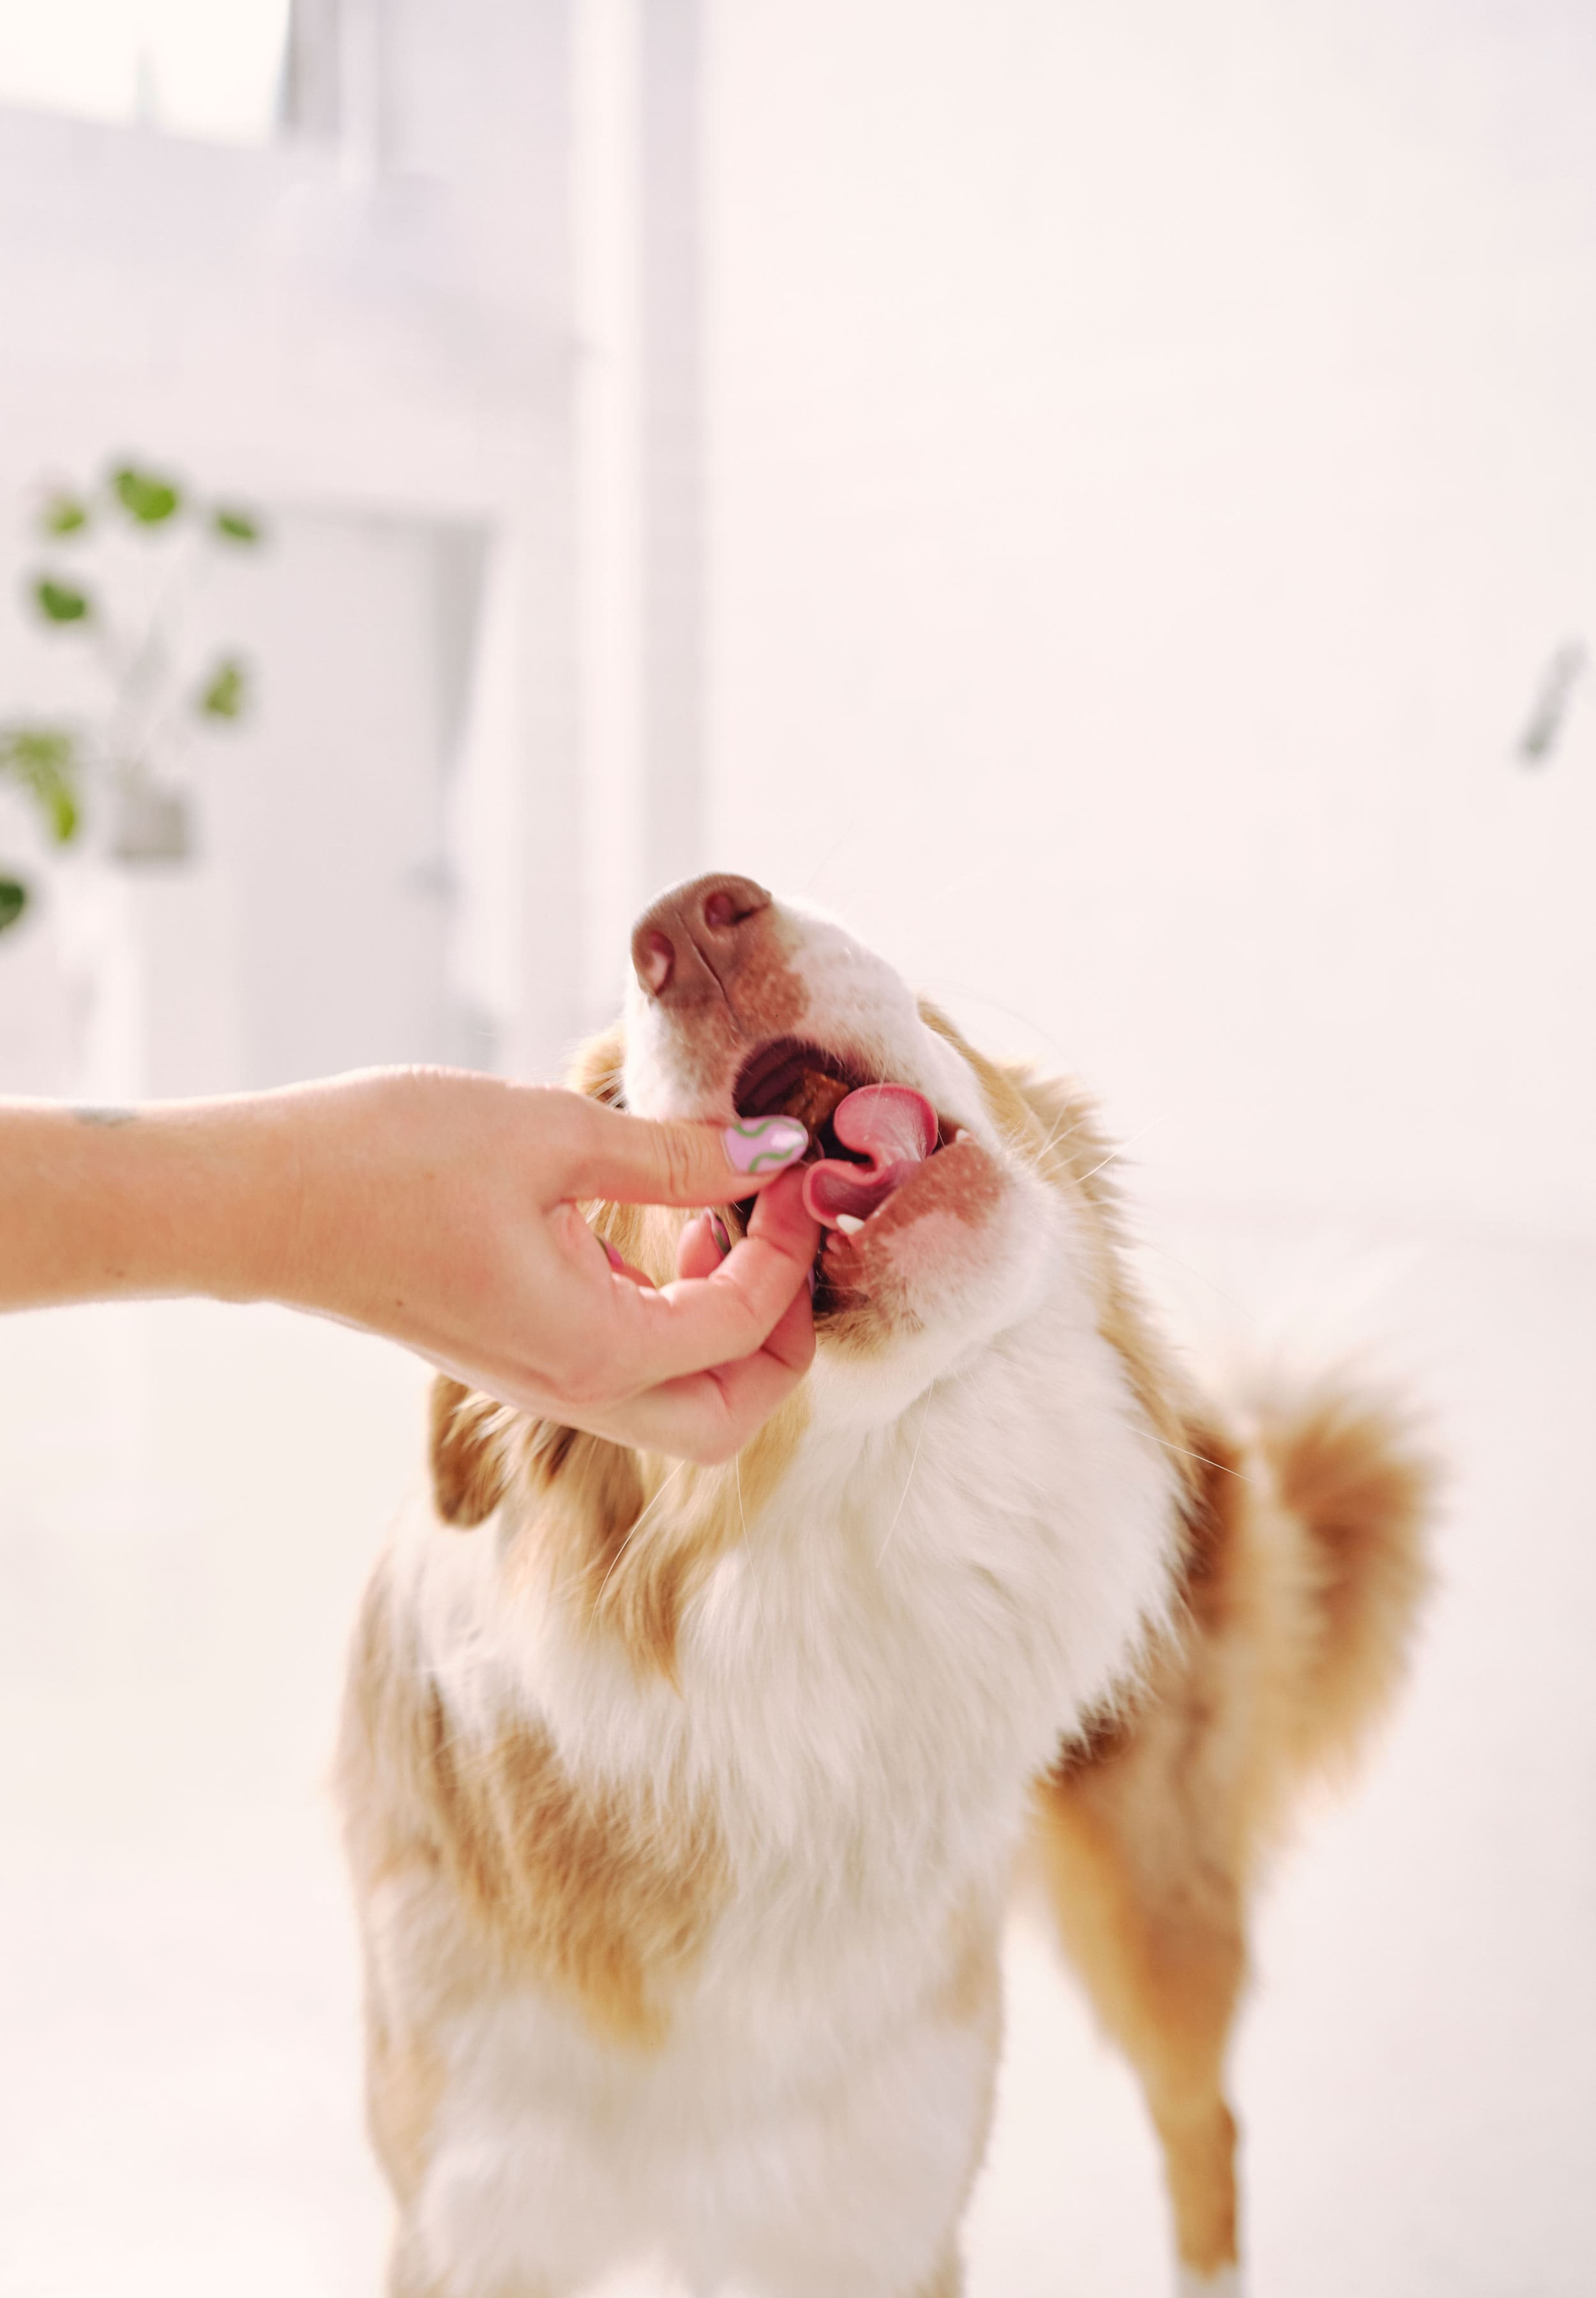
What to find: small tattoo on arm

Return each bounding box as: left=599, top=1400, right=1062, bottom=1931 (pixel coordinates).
left=72, top=1106, right=138, bottom=1126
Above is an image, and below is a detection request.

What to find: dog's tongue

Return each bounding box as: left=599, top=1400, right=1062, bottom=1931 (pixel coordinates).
left=802, top=1084, right=938, bottom=1226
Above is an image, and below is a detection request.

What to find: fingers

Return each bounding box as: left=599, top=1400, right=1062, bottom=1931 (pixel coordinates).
left=600, top=1166, right=820, bottom=1389
left=599, top=1236, right=656, bottom=1289
left=589, top=1210, right=725, bottom=1289
left=592, top=1278, right=817, bottom=1461
left=556, top=1096, right=809, bottom=1208
left=675, top=1210, right=730, bottom=1284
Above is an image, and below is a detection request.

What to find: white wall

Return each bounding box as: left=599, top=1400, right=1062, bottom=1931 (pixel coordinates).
left=702, top=0, right=1596, bottom=1236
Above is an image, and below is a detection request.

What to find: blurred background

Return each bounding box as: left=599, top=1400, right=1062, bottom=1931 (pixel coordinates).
left=0, top=4, right=1592, bottom=2295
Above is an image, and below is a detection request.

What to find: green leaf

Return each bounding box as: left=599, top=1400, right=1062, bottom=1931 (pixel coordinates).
left=0, top=725, right=83, bottom=845
left=198, top=656, right=248, bottom=721
left=33, top=576, right=92, bottom=624
left=41, top=492, right=90, bottom=537
left=212, top=506, right=262, bottom=544
left=112, top=465, right=183, bottom=524
left=0, top=877, right=28, bottom=933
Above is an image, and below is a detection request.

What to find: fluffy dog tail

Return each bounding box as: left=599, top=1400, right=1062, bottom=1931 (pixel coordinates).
left=1247, top=1374, right=1436, bottom=1790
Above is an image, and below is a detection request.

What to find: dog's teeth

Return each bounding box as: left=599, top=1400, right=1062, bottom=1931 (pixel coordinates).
left=834, top=1213, right=865, bottom=1235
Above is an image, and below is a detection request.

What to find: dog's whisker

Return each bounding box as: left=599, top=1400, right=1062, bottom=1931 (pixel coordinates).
left=916, top=979, right=1075, bottom=1070
left=1032, top=1104, right=1095, bottom=1169
left=919, top=859, right=1013, bottom=909
left=798, top=826, right=855, bottom=900
left=593, top=1459, right=689, bottom=1611
left=1148, top=1434, right=1256, bottom=1485
left=1074, top=1117, right=1164, bottom=1187
left=1129, top=1233, right=1258, bottom=1324
left=878, top=1388, right=935, bottom=1567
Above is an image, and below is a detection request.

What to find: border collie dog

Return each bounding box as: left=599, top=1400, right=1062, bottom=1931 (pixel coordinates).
left=338, top=874, right=1431, bottom=2298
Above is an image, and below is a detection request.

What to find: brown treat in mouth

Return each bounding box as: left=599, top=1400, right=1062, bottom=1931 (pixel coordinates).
left=785, top=1066, right=855, bottom=1134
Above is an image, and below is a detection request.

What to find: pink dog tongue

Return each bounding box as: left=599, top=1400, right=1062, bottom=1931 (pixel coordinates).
left=802, top=1084, right=938, bottom=1226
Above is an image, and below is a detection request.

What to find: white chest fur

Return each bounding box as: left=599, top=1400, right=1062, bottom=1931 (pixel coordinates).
left=415, top=1282, right=1175, bottom=2038
left=389, top=1287, right=1178, bottom=2295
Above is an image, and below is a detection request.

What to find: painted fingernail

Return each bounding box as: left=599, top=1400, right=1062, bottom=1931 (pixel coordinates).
left=722, top=1115, right=808, bottom=1175
left=707, top=1213, right=732, bottom=1256
left=603, top=1240, right=626, bottom=1272
left=806, top=1265, right=817, bottom=1298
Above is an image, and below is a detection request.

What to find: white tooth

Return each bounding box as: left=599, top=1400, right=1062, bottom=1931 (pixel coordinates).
left=834, top=1213, right=864, bottom=1235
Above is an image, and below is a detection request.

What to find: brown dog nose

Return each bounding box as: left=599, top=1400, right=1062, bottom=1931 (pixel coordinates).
left=631, top=872, right=773, bottom=1004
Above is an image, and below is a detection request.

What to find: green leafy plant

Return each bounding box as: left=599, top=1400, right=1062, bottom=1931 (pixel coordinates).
left=41, top=492, right=89, bottom=537
left=112, top=465, right=182, bottom=525
left=1, top=459, right=264, bottom=916
left=199, top=657, right=248, bottom=721
left=34, top=577, right=91, bottom=623
left=0, top=727, right=80, bottom=845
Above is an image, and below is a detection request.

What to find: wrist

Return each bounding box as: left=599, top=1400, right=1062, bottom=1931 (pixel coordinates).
left=172, top=1093, right=312, bottom=1307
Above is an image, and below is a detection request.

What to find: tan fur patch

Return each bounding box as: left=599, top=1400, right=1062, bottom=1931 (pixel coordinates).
left=497, top=1385, right=809, bottom=1683
left=338, top=1558, right=726, bottom=2048
left=1032, top=1749, right=1246, bottom=2273
left=429, top=1376, right=515, bottom=1528
left=1256, top=1381, right=1436, bottom=1778
left=919, top=1002, right=1201, bottom=1499
left=1032, top=1376, right=1433, bottom=2275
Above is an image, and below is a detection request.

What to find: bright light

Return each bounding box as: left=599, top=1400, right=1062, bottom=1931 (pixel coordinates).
left=0, top=0, right=291, bottom=147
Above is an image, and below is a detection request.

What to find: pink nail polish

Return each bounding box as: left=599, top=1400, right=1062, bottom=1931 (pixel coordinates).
left=708, top=1213, right=732, bottom=1256
left=723, top=1115, right=808, bottom=1175
left=603, top=1240, right=626, bottom=1272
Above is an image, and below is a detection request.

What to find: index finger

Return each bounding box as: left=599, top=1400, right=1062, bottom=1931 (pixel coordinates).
left=552, top=1095, right=810, bottom=1209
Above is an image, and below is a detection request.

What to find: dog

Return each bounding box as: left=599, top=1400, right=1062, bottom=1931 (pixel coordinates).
left=336, top=872, right=1433, bottom=2297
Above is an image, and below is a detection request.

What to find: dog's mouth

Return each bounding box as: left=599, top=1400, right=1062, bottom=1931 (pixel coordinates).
left=732, top=1036, right=953, bottom=1313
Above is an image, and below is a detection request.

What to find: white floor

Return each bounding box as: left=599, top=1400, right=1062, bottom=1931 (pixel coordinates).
left=1, top=1215, right=1592, bottom=2298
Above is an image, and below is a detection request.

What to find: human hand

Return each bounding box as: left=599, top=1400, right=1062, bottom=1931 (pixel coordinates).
left=268, top=1069, right=819, bottom=1462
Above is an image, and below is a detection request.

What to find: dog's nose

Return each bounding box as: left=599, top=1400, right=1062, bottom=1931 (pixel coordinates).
left=631, top=873, right=773, bottom=1005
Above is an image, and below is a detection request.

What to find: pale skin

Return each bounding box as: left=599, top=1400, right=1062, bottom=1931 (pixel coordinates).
left=0, top=1068, right=821, bottom=1464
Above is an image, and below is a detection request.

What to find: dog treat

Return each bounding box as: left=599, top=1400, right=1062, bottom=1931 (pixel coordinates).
left=803, top=1084, right=938, bottom=1227
left=786, top=1065, right=856, bottom=1133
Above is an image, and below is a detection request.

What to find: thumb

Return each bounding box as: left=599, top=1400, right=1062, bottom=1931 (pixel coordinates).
left=560, top=1098, right=809, bottom=1207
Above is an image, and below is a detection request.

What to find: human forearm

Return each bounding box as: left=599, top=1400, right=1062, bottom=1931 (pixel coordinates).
left=0, top=1096, right=301, bottom=1311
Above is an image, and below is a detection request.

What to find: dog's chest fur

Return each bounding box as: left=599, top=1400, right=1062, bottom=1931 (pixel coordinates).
left=394, top=1286, right=1174, bottom=2081
left=345, top=1194, right=1184, bottom=2291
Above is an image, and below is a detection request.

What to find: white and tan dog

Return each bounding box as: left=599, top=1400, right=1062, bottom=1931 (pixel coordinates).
left=338, top=874, right=1432, bottom=2298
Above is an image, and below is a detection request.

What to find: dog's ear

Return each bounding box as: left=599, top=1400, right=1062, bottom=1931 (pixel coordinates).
left=430, top=1375, right=514, bottom=1527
